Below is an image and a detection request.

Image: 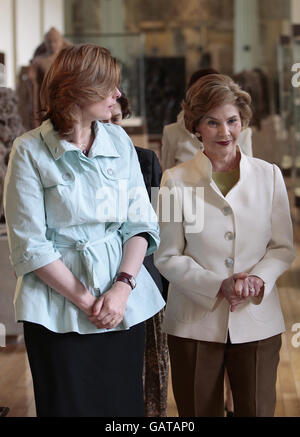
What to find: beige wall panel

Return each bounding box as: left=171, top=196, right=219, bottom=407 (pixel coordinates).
left=0, top=0, right=14, bottom=87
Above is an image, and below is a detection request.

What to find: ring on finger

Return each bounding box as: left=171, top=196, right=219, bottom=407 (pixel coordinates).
left=249, top=287, right=255, bottom=292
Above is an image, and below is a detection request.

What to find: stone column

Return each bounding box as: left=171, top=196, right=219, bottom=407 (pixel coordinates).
left=291, top=0, right=300, bottom=24
left=100, top=0, right=124, bottom=34
left=99, top=0, right=126, bottom=64
left=0, top=52, right=6, bottom=86
left=233, top=0, right=261, bottom=73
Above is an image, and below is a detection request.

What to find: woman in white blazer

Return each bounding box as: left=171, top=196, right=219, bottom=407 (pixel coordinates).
left=154, top=74, right=295, bottom=417
left=161, top=69, right=253, bottom=171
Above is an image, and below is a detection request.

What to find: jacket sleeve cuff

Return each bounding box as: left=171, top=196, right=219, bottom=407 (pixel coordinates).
left=13, top=251, right=61, bottom=277
left=121, top=224, right=160, bottom=257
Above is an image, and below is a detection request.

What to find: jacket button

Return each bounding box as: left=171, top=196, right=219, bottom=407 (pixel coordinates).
left=225, top=257, right=234, bottom=268
left=222, top=206, right=231, bottom=216
left=62, top=172, right=71, bottom=181
left=224, top=231, right=234, bottom=241
left=107, top=168, right=114, bottom=176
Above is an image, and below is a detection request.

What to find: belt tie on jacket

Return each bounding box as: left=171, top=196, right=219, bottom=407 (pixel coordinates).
left=53, top=230, right=119, bottom=291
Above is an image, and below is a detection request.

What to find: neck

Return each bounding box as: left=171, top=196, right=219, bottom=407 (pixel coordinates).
left=71, top=122, right=94, bottom=151
left=204, top=147, right=240, bottom=172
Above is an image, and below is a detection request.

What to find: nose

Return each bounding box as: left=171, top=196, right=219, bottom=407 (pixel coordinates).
left=114, top=88, right=121, bottom=99
left=218, top=123, right=230, bottom=137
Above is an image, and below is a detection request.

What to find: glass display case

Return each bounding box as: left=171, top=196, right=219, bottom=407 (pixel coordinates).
left=65, top=32, right=146, bottom=121
left=277, top=35, right=293, bottom=177
left=291, top=26, right=300, bottom=206
left=0, top=52, right=5, bottom=87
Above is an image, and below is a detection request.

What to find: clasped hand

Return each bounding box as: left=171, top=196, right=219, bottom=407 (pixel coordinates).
left=220, top=272, right=264, bottom=312
left=83, top=282, right=131, bottom=330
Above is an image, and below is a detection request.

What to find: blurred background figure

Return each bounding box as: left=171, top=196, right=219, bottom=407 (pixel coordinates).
left=18, top=28, right=71, bottom=130
left=104, top=91, right=169, bottom=417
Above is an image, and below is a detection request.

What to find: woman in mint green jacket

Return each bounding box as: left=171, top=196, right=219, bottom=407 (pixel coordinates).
left=4, top=44, right=164, bottom=417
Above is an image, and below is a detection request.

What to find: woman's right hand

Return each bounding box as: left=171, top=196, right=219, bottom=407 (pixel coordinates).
left=76, top=289, right=98, bottom=317
left=88, top=281, right=131, bottom=330
left=219, top=272, right=249, bottom=311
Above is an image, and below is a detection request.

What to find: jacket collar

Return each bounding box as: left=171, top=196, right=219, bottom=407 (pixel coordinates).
left=40, top=119, right=120, bottom=160
left=192, top=145, right=249, bottom=184
left=89, top=121, right=120, bottom=159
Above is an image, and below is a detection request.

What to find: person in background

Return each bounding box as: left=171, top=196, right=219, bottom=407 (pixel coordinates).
left=155, top=74, right=295, bottom=417
left=4, top=44, right=165, bottom=417
left=161, top=68, right=253, bottom=171
left=104, top=91, right=169, bottom=417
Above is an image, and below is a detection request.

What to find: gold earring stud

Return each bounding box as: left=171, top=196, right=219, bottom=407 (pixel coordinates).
left=195, top=132, right=202, bottom=142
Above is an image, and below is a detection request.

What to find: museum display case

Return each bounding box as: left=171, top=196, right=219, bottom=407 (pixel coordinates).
left=65, top=32, right=146, bottom=119
left=277, top=35, right=293, bottom=177
left=291, top=26, right=300, bottom=206
left=65, top=32, right=150, bottom=146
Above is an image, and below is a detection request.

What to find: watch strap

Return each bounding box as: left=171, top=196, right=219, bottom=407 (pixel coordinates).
left=114, top=272, right=136, bottom=290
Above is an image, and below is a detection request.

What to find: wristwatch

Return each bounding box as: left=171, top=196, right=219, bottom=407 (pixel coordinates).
left=113, top=272, right=136, bottom=290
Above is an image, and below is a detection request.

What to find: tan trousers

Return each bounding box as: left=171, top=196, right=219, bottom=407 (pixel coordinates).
left=168, top=333, right=282, bottom=417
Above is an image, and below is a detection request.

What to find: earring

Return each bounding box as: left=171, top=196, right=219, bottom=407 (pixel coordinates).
left=195, top=132, right=202, bottom=142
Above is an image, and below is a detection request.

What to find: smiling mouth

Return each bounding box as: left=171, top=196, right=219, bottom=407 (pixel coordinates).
left=216, top=140, right=231, bottom=146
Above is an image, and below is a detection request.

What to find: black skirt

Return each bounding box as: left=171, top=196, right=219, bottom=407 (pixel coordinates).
left=23, top=321, right=145, bottom=417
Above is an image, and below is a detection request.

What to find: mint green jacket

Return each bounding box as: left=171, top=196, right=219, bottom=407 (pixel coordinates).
left=4, top=120, right=165, bottom=334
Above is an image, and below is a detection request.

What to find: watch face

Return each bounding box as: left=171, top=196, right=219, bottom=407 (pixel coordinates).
left=129, top=277, right=136, bottom=289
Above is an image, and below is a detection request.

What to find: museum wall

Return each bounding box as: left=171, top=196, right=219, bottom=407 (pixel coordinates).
left=0, top=0, right=64, bottom=88
left=0, top=0, right=295, bottom=97
left=63, top=0, right=292, bottom=136
left=1, top=0, right=300, bottom=203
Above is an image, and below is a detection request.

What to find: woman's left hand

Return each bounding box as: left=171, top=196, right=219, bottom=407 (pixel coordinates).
left=88, top=281, right=131, bottom=329
left=230, top=275, right=264, bottom=311
left=235, top=275, right=264, bottom=298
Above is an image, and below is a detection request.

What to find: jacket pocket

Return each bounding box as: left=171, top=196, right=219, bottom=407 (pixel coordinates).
left=246, top=294, right=281, bottom=323
left=173, top=290, right=209, bottom=323
left=44, top=174, right=76, bottom=227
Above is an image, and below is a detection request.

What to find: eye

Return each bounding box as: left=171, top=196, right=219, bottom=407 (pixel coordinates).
left=228, top=118, right=238, bottom=124
left=208, top=120, right=217, bottom=126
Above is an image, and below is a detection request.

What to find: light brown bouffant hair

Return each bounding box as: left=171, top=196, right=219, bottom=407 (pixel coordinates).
left=183, top=74, right=252, bottom=134
left=40, top=44, right=120, bottom=139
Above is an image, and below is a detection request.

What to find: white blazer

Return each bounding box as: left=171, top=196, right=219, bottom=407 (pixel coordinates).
left=161, top=111, right=253, bottom=170
left=154, top=148, right=295, bottom=344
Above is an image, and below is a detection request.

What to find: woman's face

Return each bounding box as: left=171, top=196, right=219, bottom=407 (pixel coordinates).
left=196, top=103, right=242, bottom=157
left=81, top=88, right=121, bottom=124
